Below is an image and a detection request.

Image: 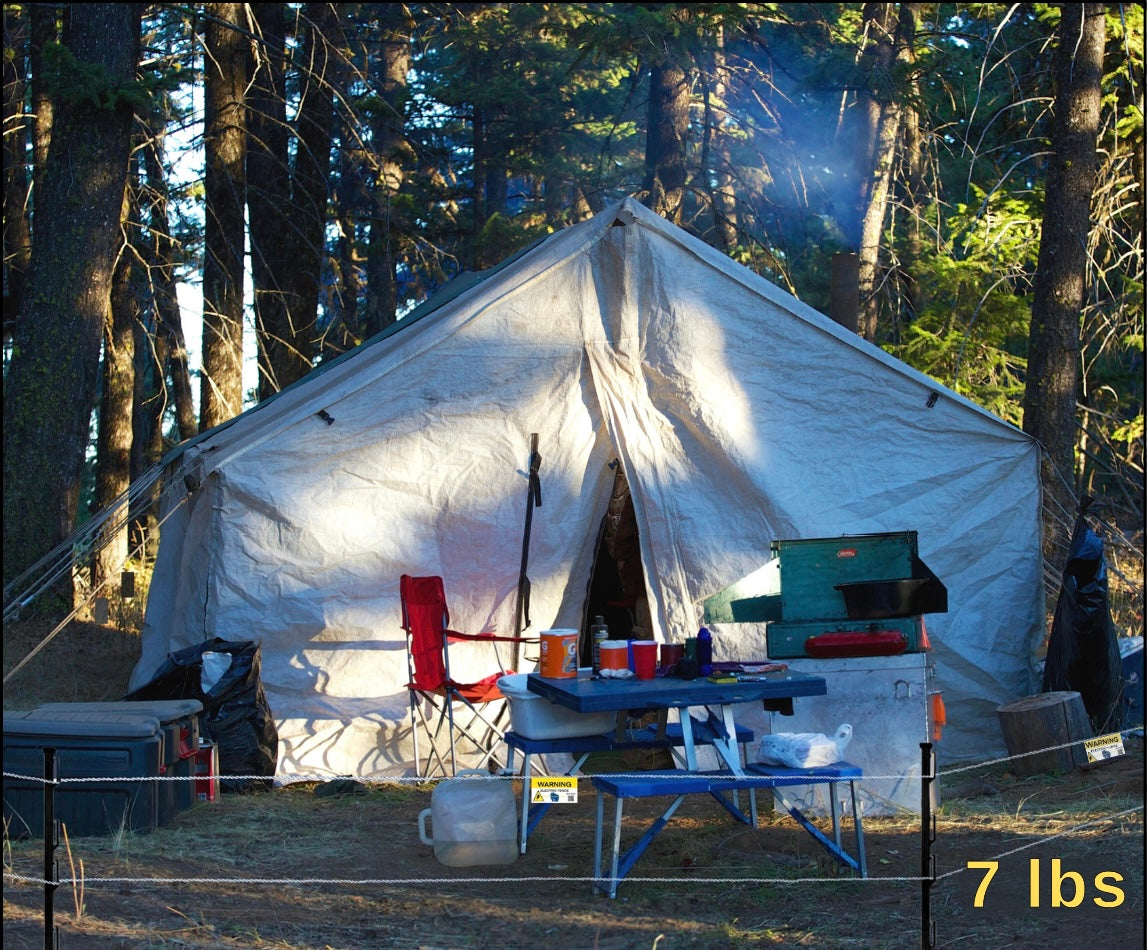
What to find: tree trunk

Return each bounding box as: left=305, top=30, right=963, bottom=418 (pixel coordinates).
left=472, top=101, right=510, bottom=268
left=838, top=2, right=897, bottom=251
left=362, top=2, right=413, bottom=337
left=247, top=2, right=293, bottom=401
left=856, top=103, right=902, bottom=340
left=643, top=60, right=690, bottom=224
left=2, top=4, right=31, bottom=340
left=702, top=26, right=737, bottom=252
left=131, top=213, right=163, bottom=559
left=857, top=3, right=919, bottom=342
left=331, top=147, right=362, bottom=348
left=277, top=1, right=338, bottom=386
left=29, top=4, right=55, bottom=198
left=200, top=2, right=248, bottom=430
left=471, top=105, right=487, bottom=243
left=250, top=2, right=338, bottom=398
left=93, top=239, right=136, bottom=594
left=484, top=133, right=509, bottom=217
left=1022, top=3, right=1106, bottom=563
left=3, top=4, right=58, bottom=344
left=144, top=134, right=197, bottom=442
left=899, top=71, right=927, bottom=329
left=2, top=3, right=139, bottom=587
left=128, top=131, right=195, bottom=559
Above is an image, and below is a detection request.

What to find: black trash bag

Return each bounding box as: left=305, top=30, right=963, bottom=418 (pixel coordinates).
left=1041, top=500, right=1123, bottom=733
left=125, top=637, right=279, bottom=792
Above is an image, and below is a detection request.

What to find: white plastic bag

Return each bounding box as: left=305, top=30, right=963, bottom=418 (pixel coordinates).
left=757, top=724, right=852, bottom=768
left=200, top=651, right=232, bottom=694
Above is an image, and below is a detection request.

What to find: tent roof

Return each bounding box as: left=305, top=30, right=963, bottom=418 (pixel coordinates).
left=169, top=198, right=1031, bottom=476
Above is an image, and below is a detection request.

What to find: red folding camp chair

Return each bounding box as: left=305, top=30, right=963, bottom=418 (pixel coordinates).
left=401, top=574, right=537, bottom=777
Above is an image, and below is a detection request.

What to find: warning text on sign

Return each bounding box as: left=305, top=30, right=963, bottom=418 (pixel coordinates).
left=529, top=776, right=578, bottom=804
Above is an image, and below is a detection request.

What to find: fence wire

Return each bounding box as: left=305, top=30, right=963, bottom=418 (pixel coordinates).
left=3, top=730, right=1140, bottom=894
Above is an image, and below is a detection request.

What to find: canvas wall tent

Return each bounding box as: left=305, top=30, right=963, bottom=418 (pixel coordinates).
left=132, top=197, right=1045, bottom=778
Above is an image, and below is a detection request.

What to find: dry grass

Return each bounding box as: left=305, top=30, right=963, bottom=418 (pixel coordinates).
left=3, top=741, right=1142, bottom=949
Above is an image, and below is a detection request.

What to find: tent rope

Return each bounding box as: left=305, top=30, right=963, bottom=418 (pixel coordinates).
left=3, top=482, right=189, bottom=685
left=3, top=462, right=165, bottom=618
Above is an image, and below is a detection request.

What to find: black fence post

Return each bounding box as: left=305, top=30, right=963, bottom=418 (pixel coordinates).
left=42, top=746, right=58, bottom=949
left=921, top=741, right=935, bottom=949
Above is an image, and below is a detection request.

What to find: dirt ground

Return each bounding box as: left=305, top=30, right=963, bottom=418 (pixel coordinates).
left=3, top=735, right=1143, bottom=950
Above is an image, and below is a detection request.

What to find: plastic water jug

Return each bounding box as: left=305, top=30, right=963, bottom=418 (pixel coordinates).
left=418, top=770, right=518, bottom=867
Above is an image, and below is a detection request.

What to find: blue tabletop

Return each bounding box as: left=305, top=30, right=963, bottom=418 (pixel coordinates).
left=526, top=669, right=827, bottom=713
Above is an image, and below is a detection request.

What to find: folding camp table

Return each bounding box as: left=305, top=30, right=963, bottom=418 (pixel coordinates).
left=526, top=669, right=828, bottom=775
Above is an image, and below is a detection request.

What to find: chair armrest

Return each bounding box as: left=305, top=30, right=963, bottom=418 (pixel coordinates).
left=445, top=630, right=541, bottom=644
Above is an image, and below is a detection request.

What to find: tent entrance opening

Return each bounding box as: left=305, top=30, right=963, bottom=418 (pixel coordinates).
left=582, top=464, right=651, bottom=661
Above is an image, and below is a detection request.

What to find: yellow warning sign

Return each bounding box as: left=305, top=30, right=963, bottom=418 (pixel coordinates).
left=530, top=776, right=578, bottom=804
left=1084, top=732, right=1125, bottom=763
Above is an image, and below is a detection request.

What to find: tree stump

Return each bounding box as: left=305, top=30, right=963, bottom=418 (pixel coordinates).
left=996, top=691, right=1092, bottom=774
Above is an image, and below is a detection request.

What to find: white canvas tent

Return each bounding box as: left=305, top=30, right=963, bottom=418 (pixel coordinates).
left=132, top=197, right=1045, bottom=777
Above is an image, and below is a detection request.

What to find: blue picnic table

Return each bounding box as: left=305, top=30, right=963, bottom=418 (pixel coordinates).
left=526, top=668, right=827, bottom=773
left=525, top=667, right=866, bottom=896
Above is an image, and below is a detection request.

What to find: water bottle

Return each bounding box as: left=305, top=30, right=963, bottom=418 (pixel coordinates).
left=697, top=625, right=713, bottom=676
left=590, top=615, right=609, bottom=674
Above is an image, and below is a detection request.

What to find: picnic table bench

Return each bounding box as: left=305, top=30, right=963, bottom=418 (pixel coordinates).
left=591, top=761, right=867, bottom=898
left=503, top=717, right=755, bottom=854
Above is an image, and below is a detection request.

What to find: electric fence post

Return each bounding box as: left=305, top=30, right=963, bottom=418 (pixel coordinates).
left=921, top=741, right=936, bottom=949
left=42, top=746, right=58, bottom=949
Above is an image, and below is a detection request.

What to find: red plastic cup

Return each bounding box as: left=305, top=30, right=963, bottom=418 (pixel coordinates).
left=631, top=641, right=658, bottom=680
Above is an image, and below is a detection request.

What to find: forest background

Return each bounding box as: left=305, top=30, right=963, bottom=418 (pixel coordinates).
left=1, top=3, right=1143, bottom=639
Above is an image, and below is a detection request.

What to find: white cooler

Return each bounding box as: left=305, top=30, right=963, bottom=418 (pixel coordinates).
left=497, top=673, right=616, bottom=740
